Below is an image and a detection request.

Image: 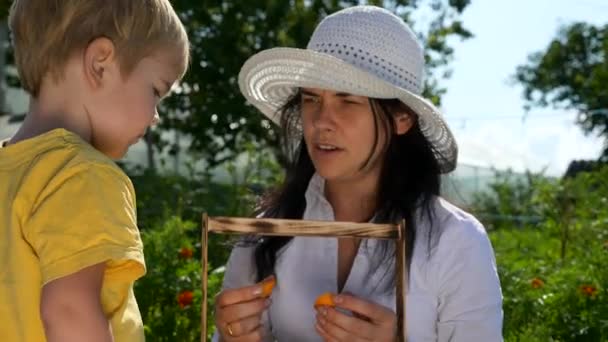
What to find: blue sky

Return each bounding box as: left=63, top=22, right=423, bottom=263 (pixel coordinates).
left=435, top=0, right=606, bottom=176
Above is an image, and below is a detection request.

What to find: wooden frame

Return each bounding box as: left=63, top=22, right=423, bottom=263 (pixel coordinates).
left=201, top=214, right=408, bottom=342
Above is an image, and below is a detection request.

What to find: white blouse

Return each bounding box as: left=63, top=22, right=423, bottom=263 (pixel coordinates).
left=213, top=174, right=503, bottom=341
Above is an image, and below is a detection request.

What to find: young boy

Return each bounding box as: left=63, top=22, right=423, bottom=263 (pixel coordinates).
left=0, top=1, right=189, bottom=341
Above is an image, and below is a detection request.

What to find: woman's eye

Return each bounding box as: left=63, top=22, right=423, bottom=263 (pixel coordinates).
left=153, top=88, right=161, bottom=98
left=302, top=97, right=318, bottom=103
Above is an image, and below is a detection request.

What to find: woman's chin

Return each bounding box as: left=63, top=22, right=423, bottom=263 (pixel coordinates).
left=314, top=166, right=351, bottom=183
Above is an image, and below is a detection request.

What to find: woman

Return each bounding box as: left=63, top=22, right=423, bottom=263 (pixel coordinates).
left=213, top=5, right=503, bottom=342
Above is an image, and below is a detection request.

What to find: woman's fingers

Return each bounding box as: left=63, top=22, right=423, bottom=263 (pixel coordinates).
left=317, top=306, right=375, bottom=339
left=223, top=326, right=265, bottom=342
left=216, top=297, right=269, bottom=324
left=214, top=277, right=276, bottom=340
left=315, top=320, right=338, bottom=342
left=220, top=314, right=262, bottom=338
left=215, top=283, right=267, bottom=308
left=315, top=294, right=398, bottom=341
left=332, top=294, right=395, bottom=324
left=316, top=311, right=369, bottom=342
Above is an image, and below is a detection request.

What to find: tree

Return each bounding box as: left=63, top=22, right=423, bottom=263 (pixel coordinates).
left=515, top=22, right=608, bottom=161
left=1, top=0, right=472, bottom=169
left=158, top=0, right=471, bottom=168
left=0, top=1, right=8, bottom=18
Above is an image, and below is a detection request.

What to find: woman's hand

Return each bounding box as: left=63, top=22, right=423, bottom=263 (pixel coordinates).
left=315, top=293, right=397, bottom=342
left=215, top=277, right=274, bottom=341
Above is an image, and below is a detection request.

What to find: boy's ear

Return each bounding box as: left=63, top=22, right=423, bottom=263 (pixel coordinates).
left=394, top=112, right=414, bottom=135
left=83, top=37, right=117, bottom=89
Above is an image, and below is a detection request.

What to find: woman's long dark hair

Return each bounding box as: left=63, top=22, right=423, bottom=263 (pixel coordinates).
left=251, top=91, right=443, bottom=290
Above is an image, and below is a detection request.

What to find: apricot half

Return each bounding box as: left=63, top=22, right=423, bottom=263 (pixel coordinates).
left=314, top=292, right=336, bottom=309
left=261, top=277, right=276, bottom=297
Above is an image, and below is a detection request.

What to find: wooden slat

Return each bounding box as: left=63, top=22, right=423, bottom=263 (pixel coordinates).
left=201, top=214, right=209, bottom=342
left=395, top=219, right=408, bottom=342
left=201, top=215, right=408, bottom=342
left=207, top=216, right=399, bottom=239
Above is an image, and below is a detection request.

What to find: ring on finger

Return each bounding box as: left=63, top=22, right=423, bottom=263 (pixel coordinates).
left=226, top=322, right=235, bottom=337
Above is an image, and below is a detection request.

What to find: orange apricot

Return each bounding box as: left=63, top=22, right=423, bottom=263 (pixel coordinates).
left=261, top=277, right=276, bottom=297
left=314, top=292, right=336, bottom=309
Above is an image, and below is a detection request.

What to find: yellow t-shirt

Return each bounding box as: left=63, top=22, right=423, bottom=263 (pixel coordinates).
left=0, top=129, right=146, bottom=342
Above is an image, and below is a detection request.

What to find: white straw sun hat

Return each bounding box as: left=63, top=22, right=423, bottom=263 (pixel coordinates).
left=238, top=5, right=458, bottom=173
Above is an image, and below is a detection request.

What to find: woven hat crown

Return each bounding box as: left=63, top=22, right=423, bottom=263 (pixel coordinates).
left=237, top=5, right=459, bottom=173
left=307, top=6, right=425, bottom=95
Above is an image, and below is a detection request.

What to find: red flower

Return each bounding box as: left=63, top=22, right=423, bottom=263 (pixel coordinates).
left=579, top=284, right=598, bottom=298
left=531, top=278, right=544, bottom=289
left=178, top=290, right=194, bottom=308
left=179, top=247, right=194, bottom=259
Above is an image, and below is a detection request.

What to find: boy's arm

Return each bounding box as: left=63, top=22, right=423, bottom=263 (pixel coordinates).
left=41, top=262, right=114, bottom=342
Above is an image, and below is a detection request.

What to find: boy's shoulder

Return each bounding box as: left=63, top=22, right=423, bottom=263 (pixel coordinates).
left=53, top=130, right=127, bottom=177
left=4, top=129, right=133, bottom=199
left=41, top=130, right=134, bottom=193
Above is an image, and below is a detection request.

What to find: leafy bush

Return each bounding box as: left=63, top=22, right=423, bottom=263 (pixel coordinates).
left=131, top=142, right=608, bottom=341
left=127, top=145, right=282, bottom=231
left=135, top=217, right=208, bottom=341
left=470, top=169, right=554, bottom=230
left=480, top=166, right=608, bottom=341
left=130, top=148, right=282, bottom=341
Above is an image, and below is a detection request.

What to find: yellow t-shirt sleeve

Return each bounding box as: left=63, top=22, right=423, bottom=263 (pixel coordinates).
left=24, top=162, right=145, bottom=286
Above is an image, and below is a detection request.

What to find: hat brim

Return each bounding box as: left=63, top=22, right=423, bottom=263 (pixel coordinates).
left=238, top=47, right=458, bottom=173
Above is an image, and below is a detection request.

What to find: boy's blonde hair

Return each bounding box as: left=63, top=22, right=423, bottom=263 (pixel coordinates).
left=9, top=0, right=190, bottom=96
